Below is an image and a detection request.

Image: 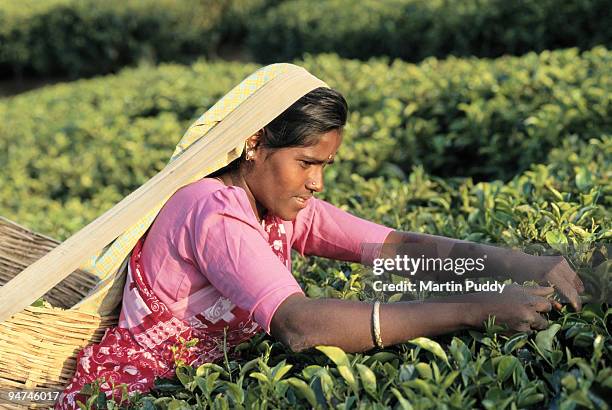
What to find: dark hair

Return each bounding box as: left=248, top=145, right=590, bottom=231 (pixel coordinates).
left=209, top=87, right=348, bottom=176
left=260, top=86, right=348, bottom=148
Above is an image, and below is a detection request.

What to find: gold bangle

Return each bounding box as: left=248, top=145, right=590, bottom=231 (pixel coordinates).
left=372, top=301, right=384, bottom=348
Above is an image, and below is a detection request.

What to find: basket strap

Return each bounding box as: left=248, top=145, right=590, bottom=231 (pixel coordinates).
left=0, top=66, right=327, bottom=323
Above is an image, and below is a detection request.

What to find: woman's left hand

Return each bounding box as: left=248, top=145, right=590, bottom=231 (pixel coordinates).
left=384, top=230, right=586, bottom=312
left=529, top=255, right=585, bottom=312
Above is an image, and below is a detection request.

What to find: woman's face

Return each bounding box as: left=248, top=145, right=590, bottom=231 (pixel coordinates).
left=245, top=129, right=342, bottom=221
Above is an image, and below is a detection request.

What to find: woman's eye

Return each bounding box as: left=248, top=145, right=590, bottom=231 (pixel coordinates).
left=299, top=160, right=312, bottom=168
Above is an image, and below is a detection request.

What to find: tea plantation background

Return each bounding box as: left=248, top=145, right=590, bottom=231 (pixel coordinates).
left=0, top=0, right=610, bottom=409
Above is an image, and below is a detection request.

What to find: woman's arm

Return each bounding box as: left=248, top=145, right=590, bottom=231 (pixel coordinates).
left=270, top=285, right=553, bottom=353
left=290, top=200, right=582, bottom=317
left=382, top=230, right=584, bottom=311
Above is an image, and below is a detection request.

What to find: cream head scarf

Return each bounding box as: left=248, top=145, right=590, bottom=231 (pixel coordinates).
left=72, top=63, right=328, bottom=315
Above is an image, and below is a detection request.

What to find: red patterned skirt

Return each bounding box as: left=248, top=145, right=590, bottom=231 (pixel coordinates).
left=55, top=238, right=262, bottom=409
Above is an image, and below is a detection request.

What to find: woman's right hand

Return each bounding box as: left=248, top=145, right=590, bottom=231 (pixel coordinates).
left=271, top=284, right=558, bottom=353
left=466, top=284, right=555, bottom=334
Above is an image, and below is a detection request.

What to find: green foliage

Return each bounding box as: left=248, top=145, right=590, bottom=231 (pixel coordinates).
left=79, top=305, right=610, bottom=409
left=314, top=47, right=611, bottom=182
left=248, top=0, right=612, bottom=63
left=4, top=0, right=611, bottom=80
left=1, top=49, right=609, bottom=239
left=0, top=0, right=273, bottom=78
left=215, top=0, right=288, bottom=45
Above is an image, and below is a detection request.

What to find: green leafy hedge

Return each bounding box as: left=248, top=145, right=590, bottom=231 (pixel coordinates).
left=317, top=48, right=611, bottom=182
left=1, top=49, right=609, bottom=239
left=0, top=0, right=277, bottom=78
left=248, top=0, right=612, bottom=63
left=79, top=306, right=612, bottom=409
left=4, top=0, right=611, bottom=80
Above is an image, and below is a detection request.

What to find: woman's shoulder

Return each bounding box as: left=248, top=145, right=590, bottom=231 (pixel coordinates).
left=168, top=178, right=258, bottom=226
left=165, top=178, right=221, bottom=210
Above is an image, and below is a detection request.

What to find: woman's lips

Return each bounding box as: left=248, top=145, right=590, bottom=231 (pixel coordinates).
left=294, top=196, right=311, bottom=208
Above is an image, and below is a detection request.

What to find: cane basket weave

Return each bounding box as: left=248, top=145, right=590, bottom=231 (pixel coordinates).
left=0, top=217, right=119, bottom=408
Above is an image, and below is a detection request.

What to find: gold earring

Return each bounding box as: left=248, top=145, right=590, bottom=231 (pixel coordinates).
left=246, top=150, right=254, bottom=161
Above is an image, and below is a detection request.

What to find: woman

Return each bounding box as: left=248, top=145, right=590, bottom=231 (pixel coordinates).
left=56, top=66, right=583, bottom=408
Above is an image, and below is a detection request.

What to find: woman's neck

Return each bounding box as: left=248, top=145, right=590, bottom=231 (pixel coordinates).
left=217, top=169, right=267, bottom=223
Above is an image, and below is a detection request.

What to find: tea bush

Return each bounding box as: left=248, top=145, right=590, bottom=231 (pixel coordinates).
left=0, top=0, right=277, bottom=79
left=248, top=0, right=612, bottom=63
left=1, top=48, right=609, bottom=239
left=313, top=48, right=611, bottom=181
left=81, top=304, right=612, bottom=409
left=3, top=0, right=610, bottom=80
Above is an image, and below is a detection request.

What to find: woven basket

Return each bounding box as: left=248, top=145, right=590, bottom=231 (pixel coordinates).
left=0, top=217, right=119, bottom=408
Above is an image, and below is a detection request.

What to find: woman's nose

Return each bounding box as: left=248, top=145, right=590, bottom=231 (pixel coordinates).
left=307, top=168, right=324, bottom=192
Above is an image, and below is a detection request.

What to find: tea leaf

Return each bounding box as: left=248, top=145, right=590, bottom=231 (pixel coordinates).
left=287, top=378, right=318, bottom=408
left=409, top=337, right=449, bottom=366
left=272, top=363, right=293, bottom=383
left=338, top=365, right=359, bottom=394
left=316, top=345, right=351, bottom=367
left=415, top=363, right=432, bottom=380
left=535, top=323, right=561, bottom=353
left=497, top=356, right=519, bottom=383
left=167, top=399, right=191, bottom=410
left=356, top=364, right=377, bottom=396
left=390, top=387, right=414, bottom=410
left=250, top=372, right=269, bottom=384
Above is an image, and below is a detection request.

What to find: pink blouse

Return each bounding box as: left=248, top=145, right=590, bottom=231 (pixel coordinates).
left=139, top=178, right=393, bottom=334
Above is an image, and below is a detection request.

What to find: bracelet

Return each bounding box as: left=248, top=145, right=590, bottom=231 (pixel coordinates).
left=371, top=301, right=384, bottom=348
